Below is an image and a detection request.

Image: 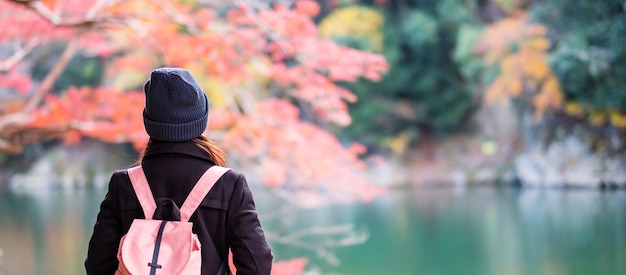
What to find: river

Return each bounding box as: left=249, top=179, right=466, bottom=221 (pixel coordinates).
left=0, top=184, right=625, bottom=275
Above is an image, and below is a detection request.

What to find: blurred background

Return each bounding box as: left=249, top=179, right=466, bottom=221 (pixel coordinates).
left=1, top=0, right=625, bottom=274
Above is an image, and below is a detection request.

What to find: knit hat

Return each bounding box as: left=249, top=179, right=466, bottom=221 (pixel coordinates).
left=143, top=67, right=209, bottom=142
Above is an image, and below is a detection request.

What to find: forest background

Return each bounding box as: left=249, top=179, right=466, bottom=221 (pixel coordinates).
left=1, top=0, right=625, bottom=190
left=0, top=0, right=625, bottom=274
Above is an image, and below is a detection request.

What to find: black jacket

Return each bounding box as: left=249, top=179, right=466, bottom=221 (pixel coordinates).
left=85, top=141, right=273, bottom=274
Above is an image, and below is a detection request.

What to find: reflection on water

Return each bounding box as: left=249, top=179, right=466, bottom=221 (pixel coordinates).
left=0, top=186, right=625, bottom=275
left=0, top=188, right=105, bottom=275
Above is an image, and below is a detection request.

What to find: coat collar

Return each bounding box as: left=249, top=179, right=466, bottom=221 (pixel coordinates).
left=143, top=141, right=214, bottom=163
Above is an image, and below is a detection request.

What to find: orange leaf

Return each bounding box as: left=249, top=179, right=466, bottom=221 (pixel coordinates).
left=40, top=0, right=57, bottom=10
left=295, top=0, right=320, bottom=17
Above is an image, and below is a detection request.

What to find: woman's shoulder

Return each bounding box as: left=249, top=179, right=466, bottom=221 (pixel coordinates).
left=109, top=167, right=133, bottom=181
left=105, top=168, right=133, bottom=189
left=214, top=166, right=256, bottom=193
left=219, top=166, right=246, bottom=183
left=107, top=166, right=141, bottom=190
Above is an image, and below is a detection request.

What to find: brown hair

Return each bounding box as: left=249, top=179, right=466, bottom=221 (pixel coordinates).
left=135, top=135, right=227, bottom=166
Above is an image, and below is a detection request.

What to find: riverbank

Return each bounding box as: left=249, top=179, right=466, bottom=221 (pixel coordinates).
left=370, top=133, right=626, bottom=189
left=3, top=130, right=626, bottom=192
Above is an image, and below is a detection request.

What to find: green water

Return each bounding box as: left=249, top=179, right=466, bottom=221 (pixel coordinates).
left=0, top=186, right=625, bottom=275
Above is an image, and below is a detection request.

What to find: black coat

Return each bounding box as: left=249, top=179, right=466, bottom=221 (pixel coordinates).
left=85, top=141, right=273, bottom=275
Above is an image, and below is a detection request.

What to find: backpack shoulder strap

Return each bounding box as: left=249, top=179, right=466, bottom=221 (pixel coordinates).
left=127, top=165, right=157, bottom=220
left=180, top=166, right=231, bottom=222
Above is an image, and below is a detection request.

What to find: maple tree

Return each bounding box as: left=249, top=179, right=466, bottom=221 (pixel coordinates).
left=474, top=11, right=563, bottom=117
left=0, top=0, right=387, bottom=194
left=0, top=0, right=389, bottom=272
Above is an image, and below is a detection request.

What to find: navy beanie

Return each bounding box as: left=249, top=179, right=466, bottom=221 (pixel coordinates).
left=143, top=67, right=209, bottom=142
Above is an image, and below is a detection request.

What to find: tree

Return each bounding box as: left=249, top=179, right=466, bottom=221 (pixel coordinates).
left=476, top=0, right=626, bottom=151
left=317, top=1, right=480, bottom=154
left=475, top=11, right=563, bottom=117
left=0, top=0, right=388, bottom=196
left=0, top=0, right=389, bottom=272
left=535, top=0, right=626, bottom=136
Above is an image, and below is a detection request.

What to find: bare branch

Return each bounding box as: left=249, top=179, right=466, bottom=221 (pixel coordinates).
left=86, top=0, right=111, bottom=20
left=24, top=34, right=80, bottom=112
left=0, top=112, right=30, bottom=136
left=0, top=123, right=67, bottom=154
left=27, top=0, right=62, bottom=25
left=263, top=223, right=368, bottom=266
left=7, top=0, right=126, bottom=28
left=122, top=17, right=149, bottom=37
left=232, top=85, right=258, bottom=115
left=0, top=39, right=40, bottom=72
left=0, top=112, right=32, bottom=154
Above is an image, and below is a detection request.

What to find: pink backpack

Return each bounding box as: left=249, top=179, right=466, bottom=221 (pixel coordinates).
left=115, top=165, right=231, bottom=275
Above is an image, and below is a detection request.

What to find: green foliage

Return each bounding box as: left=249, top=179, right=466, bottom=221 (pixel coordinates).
left=30, top=44, right=105, bottom=94
left=533, top=0, right=626, bottom=111
left=58, top=56, right=104, bottom=91
left=399, top=11, right=438, bottom=49
left=452, top=25, right=486, bottom=85
left=333, top=1, right=481, bottom=150
left=436, top=0, right=479, bottom=24
left=332, top=36, right=380, bottom=53
left=321, top=0, right=626, bottom=152
left=500, top=0, right=626, bottom=151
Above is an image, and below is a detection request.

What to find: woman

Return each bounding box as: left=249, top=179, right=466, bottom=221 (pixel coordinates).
left=85, top=67, right=273, bottom=274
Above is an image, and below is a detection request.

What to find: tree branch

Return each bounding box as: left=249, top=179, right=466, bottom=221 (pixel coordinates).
left=232, top=86, right=258, bottom=115
left=25, top=0, right=62, bottom=25
left=0, top=39, right=40, bottom=72
left=0, top=112, right=31, bottom=154
left=24, top=34, right=80, bottom=112
left=85, top=0, right=112, bottom=20
left=263, top=223, right=368, bottom=266
left=7, top=0, right=126, bottom=28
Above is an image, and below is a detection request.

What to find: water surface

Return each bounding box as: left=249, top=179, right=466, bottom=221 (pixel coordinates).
left=0, top=185, right=624, bottom=275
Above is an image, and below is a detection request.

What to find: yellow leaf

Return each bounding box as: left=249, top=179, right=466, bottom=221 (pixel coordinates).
left=523, top=56, right=550, bottom=80
left=494, top=0, right=519, bottom=13
left=381, top=133, right=410, bottom=155
left=564, top=102, right=585, bottom=118
left=204, top=79, right=229, bottom=108
left=110, top=70, right=146, bottom=91
left=609, top=111, right=626, bottom=128
left=501, top=55, right=520, bottom=75
left=589, top=111, right=606, bottom=126
left=541, top=76, right=562, bottom=108
left=522, top=38, right=550, bottom=52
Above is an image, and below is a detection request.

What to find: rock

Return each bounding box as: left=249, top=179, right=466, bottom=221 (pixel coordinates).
left=514, top=135, right=625, bottom=188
